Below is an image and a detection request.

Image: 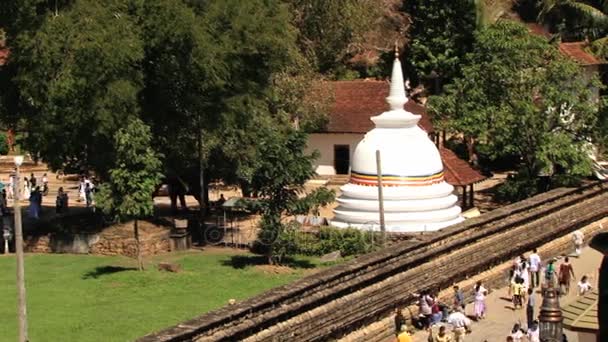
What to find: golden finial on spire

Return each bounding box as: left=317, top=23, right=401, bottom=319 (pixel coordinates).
left=394, top=40, right=399, bottom=58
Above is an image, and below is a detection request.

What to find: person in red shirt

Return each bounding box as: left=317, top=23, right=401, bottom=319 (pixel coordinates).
left=558, top=256, right=576, bottom=295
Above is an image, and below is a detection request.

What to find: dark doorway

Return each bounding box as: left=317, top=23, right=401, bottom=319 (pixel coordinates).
left=334, top=145, right=350, bottom=175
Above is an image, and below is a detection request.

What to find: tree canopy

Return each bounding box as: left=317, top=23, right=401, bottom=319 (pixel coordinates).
left=0, top=0, right=306, bottom=188
left=402, top=0, right=477, bottom=93
left=429, top=21, right=601, bottom=199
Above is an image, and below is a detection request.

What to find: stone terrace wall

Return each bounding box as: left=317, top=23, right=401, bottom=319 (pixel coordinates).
left=24, top=220, right=171, bottom=257
left=339, top=217, right=608, bottom=342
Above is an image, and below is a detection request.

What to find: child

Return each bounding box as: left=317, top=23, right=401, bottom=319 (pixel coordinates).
left=511, top=277, right=524, bottom=309
left=577, top=275, right=592, bottom=296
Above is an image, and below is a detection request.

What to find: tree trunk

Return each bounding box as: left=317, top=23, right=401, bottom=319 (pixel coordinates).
left=198, top=128, right=206, bottom=221
left=134, top=219, right=144, bottom=271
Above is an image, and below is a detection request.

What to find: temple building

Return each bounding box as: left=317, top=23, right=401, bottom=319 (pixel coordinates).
left=327, top=53, right=468, bottom=232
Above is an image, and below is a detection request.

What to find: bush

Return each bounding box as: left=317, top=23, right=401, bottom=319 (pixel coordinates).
left=292, top=226, right=378, bottom=257
left=494, top=174, right=538, bottom=203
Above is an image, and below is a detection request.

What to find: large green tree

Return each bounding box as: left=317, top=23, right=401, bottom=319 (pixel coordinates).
left=403, top=0, right=477, bottom=93
left=96, top=118, right=163, bottom=270
left=429, top=21, right=600, bottom=199
left=2, top=0, right=143, bottom=174
left=1, top=0, right=306, bottom=207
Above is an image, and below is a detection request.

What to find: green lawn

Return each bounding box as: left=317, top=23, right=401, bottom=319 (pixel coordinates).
left=0, top=251, right=322, bottom=342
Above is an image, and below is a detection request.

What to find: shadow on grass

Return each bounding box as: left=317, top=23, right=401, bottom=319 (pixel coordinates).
left=82, top=266, right=137, bottom=279
left=221, top=255, right=315, bottom=270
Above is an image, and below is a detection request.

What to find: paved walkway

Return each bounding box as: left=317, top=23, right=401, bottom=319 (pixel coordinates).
left=411, top=247, right=602, bottom=342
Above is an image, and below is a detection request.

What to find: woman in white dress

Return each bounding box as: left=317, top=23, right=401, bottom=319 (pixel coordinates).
left=473, top=281, right=488, bottom=320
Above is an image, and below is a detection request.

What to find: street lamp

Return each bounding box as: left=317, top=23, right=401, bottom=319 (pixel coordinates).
left=13, top=155, right=28, bottom=342
left=539, top=283, right=563, bottom=342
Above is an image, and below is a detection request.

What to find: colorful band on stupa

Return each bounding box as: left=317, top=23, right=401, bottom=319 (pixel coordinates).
left=350, top=170, right=445, bottom=187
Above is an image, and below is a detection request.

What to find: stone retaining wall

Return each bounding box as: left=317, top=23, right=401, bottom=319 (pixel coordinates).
left=22, top=221, right=171, bottom=257
left=339, top=217, right=608, bottom=342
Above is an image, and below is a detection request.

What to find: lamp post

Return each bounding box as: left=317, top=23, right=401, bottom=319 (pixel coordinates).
left=539, top=283, right=563, bottom=342
left=13, top=155, right=28, bottom=342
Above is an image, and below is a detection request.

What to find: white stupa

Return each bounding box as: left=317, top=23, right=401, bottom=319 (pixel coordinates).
left=330, top=51, right=463, bottom=232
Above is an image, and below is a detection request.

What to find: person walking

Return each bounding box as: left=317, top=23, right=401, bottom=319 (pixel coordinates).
left=22, top=177, right=30, bottom=201
left=526, top=288, right=536, bottom=329
left=544, top=259, right=557, bottom=287
left=42, top=173, right=48, bottom=196
left=447, top=307, right=471, bottom=342
left=7, top=173, right=14, bottom=200
left=85, top=183, right=93, bottom=208
left=473, top=281, right=487, bottom=320
left=394, top=308, right=405, bottom=337
left=558, top=257, right=576, bottom=295
left=78, top=176, right=86, bottom=202
left=529, top=249, right=541, bottom=288
left=29, top=173, right=37, bottom=188
left=453, top=285, right=465, bottom=310
left=56, top=187, right=65, bottom=214
left=28, top=187, right=40, bottom=219
left=572, top=230, right=584, bottom=256
left=511, top=277, right=524, bottom=309
left=418, top=290, right=434, bottom=329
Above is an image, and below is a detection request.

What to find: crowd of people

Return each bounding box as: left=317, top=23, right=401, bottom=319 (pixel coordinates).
left=395, top=237, right=594, bottom=342
left=0, top=172, right=97, bottom=219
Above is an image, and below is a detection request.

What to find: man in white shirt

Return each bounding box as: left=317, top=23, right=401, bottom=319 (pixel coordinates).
left=529, top=249, right=541, bottom=288
left=447, top=307, right=471, bottom=342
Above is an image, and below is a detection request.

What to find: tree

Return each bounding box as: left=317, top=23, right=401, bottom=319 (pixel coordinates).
left=538, top=0, right=608, bottom=40
left=96, top=118, right=163, bottom=270
left=2, top=0, right=306, bottom=209
left=2, top=0, right=143, bottom=175
left=403, top=0, right=477, bottom=93
left=287, top=0, right=384, bottom=77
left=247, top=127, right=334, bottom=264
left=429, top=21, right=601, bottom=199
left=537, top=0, right=608, bottom=60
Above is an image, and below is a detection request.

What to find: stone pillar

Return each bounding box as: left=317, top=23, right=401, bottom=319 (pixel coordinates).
left=461, top=186, right=467, bottom=209
left=469, top=184, right=475, bottom=208
left=170, top=219, right=191, bottom=251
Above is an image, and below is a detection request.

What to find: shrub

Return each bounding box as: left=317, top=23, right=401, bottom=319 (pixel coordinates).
left=299, top=226, right=378, bottom=257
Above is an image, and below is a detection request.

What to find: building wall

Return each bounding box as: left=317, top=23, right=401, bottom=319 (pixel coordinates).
left=584, top=64, right=600, bottom=103
left=306, top=133, right=363, bottom=176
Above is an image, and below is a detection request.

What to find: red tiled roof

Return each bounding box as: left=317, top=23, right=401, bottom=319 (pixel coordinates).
left=558, top=42, right=601, bottom=66
left=524, top=23, right=603, bottom=65
left=440, top=148, right=486, bottom=186
left=327, top=80, right=433, bottom=134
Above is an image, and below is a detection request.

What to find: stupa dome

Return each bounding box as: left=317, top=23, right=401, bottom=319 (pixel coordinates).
left=330, top=53, right=463, bottom=232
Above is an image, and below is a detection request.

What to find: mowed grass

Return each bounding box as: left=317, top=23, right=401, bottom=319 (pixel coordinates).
left=0, top=251, right=322, bottom=342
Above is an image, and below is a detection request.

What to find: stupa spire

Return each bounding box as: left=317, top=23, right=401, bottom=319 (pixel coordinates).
left=386, top=43, right=407, bottom=111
